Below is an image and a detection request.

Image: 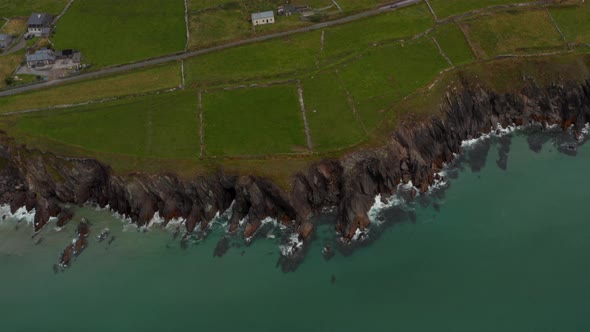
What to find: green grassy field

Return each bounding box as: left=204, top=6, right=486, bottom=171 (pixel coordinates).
left=203, top=85, right=306, bottom=156
left=432, top=23, right=475, bottom=65
left=302, top=72, right=365, bottom=151
left=0, top=63, right=181, bottom=113
left=188, top=1, right=310, bottom=50
left=322, top=3, right=433, bottom=58
left=429, top=0, right=536, bottom=19
left=339, top=37, right=449, bottom=129
left=185, top=31, right=321, bottom=85
left=14, top=91, right=199, bottom=158
left=0, top=50, right=25, bottom=89
left=460, top=9, right=566, bottom=59
left=52, top=0, right=186, bottom=68
left=0, top=0, right=69, bottom=18
left=550, top=3, right=590, bottom=45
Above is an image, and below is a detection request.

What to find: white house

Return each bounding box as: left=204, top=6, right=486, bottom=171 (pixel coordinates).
left=27, top=13, right=53, bottom=36
left=251, top=11, right=275, bottom=26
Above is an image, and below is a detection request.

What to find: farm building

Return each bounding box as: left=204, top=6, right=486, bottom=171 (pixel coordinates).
left=26, top=48, right=56, bottom=68
left=0, top=34, right=13, bottom=49
left=27, top=13, right=53, bottom=36
left=251, top=11, right=275, bottom=26
left=277, top=5, right=310, bottom=16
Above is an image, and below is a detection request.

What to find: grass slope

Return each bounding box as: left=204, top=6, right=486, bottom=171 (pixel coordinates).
left=339, top=38, right=449, bottom=129
left=203, top=85, right=306, bottom=156
left=0, top=0, right=69, bottom=18
left=432, top=23, right=475, bottom=65
left=550, top=3, right=590, bottom=45
left=429, top=0, right=535, bottom=19
left=302, top=72, right=365, bottom=151
left=0, top=63, right=181, bottom=113
left=460, top=9, right=566, bottom=59
left=52, top=0, right=186, bottom=68
left=15, top=90, right=199, bottom=158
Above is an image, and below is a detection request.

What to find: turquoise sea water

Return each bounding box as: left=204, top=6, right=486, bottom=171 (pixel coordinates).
left=1, top=132, right=590, bottom=331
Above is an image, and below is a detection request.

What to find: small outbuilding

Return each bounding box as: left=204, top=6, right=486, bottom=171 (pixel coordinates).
left=26, top=48, right=56, bottom=68
left=251, top=11, right=275, bottom=26
left=0, top=34, right=13, bottom=49
left=27, top=13, right=53, bottom=36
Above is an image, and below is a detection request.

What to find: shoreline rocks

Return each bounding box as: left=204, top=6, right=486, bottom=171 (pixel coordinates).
left=2, top=80, right=590, bottom=261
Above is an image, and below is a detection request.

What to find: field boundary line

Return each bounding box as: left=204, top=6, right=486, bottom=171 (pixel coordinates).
left=431, top=36, right=453, bottom=66
left=181, top=60, right=186, bottom=88
left=0, top=87, right=182, bottom=116
left=297, top=80, right=314, bottom=151
left=332, top=0, right=343, bottom=13
left=54, top=0, right=76, bottom=24
left=424, top=0, right=439, bottom=22
left=544, top=7, right=570, bottom=50
left=456, top=22, right=485, bottom=60
left=184, top=0, right=190, bottom=51
left=335, top=70, right=368, bottom=135
left=198, top=90, right=205, bottom=159
left=321, top=31, right=325, bottom=52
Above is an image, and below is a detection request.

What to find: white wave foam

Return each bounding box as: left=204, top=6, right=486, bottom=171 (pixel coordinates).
left=461, top=123, right=518, bottom=149
left=0, top=205, right=36, bottom=224
left=368, top=194, right=404, bottom=226
left=279, top=232, right=303, bottom=257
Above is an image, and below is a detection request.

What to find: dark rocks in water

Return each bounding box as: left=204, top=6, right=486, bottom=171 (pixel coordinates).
left=1, top=80, right=590, bottom=262
left=107, top=235, right=116, bottom=245
left=322, top=244, right=335, bottom=261
left=57, top=220, right=90, bottom=270
left=97, top=228, right=110, bottom=242
left=56, top=208, right=74, bottom=228
left=213, top=237, right=230, bottom=257
left=496, top=135, right=512, bottom=171
left=331, top=275, right=336, bottom=284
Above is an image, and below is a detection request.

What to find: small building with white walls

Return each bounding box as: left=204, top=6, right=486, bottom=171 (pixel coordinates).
left=251, top=11, right=275, bottom=26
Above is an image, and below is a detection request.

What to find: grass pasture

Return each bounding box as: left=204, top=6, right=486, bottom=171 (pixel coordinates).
left=460, top=9, right=566, bottom=59
left=185, top=31, right=321, bottom=85
left=338, top=37, right=449, bottom=129
left=322, top=3, right=433, bottom=58
left=202, top=85, right=306, bottom=156
left=0, top=63, right=181, bottom=113
left=429, top=0, right=536, bottom=19
left=0, top=0, right=69, bottom=18
left=0, top=17, right=27, bottom=35
left=302, top=72, right=365, bottom=151
left=550, top=3, right=590, bottom=45
left=432, top=23, right=475, bottom=65
left=52, top=0, right=186, bottom=68
left=14, top=91, right=199, bottom=158
left=0, top=50, right=24, bottom=88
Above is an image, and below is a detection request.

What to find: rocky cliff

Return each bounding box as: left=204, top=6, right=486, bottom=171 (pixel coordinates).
left=1, top=80, right=589, bottom=258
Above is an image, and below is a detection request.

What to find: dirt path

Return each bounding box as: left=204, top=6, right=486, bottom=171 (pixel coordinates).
left=432, top=36, right=453, bottom=66
left=335, top=70, right=368, bottom=135
left=424, top=0, right=439, bottom=22
left=54, top=0, right=76, bottom=24
left=331, top=0, right=343, bottom=13
left=198, top=90, right=205, bottom=159
left=297, top=80, right=314, bottom=151
left=184, top=0, right=190, bottom=51
left=544, top=7, right=570, bottom=49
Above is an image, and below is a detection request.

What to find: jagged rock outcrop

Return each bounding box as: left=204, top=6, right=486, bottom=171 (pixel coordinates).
left=1, top=80, right=590, bottom=252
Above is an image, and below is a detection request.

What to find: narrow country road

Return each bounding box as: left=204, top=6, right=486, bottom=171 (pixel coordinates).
left=0, top=0, right=420, bottom=97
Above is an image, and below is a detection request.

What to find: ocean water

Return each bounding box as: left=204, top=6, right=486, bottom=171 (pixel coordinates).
left=1, top=132, right=590, bottom=331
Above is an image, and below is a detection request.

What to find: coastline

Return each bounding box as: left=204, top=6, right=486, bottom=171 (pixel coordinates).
left=1, top=80, right=590, bottom=266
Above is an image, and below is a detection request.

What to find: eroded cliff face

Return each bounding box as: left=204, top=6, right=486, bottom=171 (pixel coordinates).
left=1, top=81, right=589, bottom=254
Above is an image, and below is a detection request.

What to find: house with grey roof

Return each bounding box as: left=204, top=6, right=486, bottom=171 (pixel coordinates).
left=251, top=11, right=275, bottom=26
left=26, top=48, right=56, bottom=68
left=27, top=13, right=53, bottom=36
left=0, top=34, right=13, bottom=49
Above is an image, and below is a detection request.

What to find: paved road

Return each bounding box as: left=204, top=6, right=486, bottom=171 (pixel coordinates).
left=0, top=0, right=420, bottom=97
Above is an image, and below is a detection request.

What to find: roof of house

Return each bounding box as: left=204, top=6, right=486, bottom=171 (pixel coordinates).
left=26, top=49, right=55, bottom=62
left=252, top=11, right=274, bottom=20
left=27, top=13, right=52, bottom=26
left=0, top=34, right=11, bottom=41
